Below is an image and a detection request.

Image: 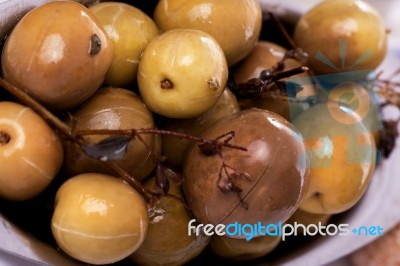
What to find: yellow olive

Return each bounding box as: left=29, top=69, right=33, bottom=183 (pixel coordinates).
left=161, top=88, right=240, bottom=167
left=294, top=0, right=387, bottom=76
left=63, top=87, right=157, bottom=181
left=131, top=177, right=209, bottom=266
left=293, top=103, right=376, bottom=214
left=89, top=2, right=159, bottom=87
left=233, top=41, right=315, bottom=121
left=137, top=29, right=228, bottom=118
left=1, top=1, right=113, bottom=111
left=210, top=234, right=281, bottom=261
left=51, top=173, right=148, bottom=265
left=0, top=101, right=63, bottom=201
left=154, top=0, right=262, bottom=66
left=286, top=209, right=331, bottom=235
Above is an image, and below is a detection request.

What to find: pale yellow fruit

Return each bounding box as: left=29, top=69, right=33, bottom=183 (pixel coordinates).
left=137, top=29, right=228, bottom=118
left=51, top=173, right=148, bottom=265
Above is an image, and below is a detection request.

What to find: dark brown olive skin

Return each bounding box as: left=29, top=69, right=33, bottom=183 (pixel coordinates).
left=233, top=41, right=315, bottom=122
left=183, top=109, right=310, bottom=238
left=63, top=87, right=158, bottom=181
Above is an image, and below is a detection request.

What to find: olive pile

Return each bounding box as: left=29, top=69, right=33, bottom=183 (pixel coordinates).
left=0, top=0, right=390, bottom=265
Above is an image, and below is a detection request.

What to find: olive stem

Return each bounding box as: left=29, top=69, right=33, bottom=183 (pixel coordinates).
left=268, top=11, right=297, bottom=49
left=0, top=78, right=75, bottom=142
left=103, top=161, right=158, bottom=202
left=76, top=128, right=248, bottom=152
left=0, top=77, right=248, bottom=202
left=268, top=66, right=309, bottom=82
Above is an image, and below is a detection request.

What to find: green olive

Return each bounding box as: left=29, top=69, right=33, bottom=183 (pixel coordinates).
left=89, top=2, right=159, bottom=87
left=294, top=0, right=387, bottom=76
left=137, top=29, right=228, bottom=118
left=63, top=87, right=157, bottom=181
left=131, top=176, right=209, bottom=266
left=1, top=1, right=113, bottom=111
left=154, top=0, right=262, bottom=66
left=51, top=173, right=148, bottom=265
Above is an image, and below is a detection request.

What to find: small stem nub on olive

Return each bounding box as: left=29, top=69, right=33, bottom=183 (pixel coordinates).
left=0, top=131, right=10, bottom=145
left=89, top=34, right=101, bottom=56
left=161, top=79, right=174, bottom=89
left=208, top=78, right=220, bottom=90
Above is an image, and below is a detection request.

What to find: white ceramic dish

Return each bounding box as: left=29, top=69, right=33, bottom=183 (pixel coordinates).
left=1, top=1, right=400, bottom=265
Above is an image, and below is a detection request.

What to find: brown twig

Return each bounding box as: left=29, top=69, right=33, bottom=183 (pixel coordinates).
left=0, top=78, right=78, bottom=143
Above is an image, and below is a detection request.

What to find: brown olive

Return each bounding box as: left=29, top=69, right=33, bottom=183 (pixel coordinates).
left=131, top=177, right=209, bottom=266
left=183, top=109, right=310, bottom=237
left=63, top=87, right=158, bottom=181
left=154, top=0, right=262, bottom=66
left=1, top=1, right=113, bottom=111
left=233, top=41, right=316, bottom=121
left=210, top=234, right=281, bottom=261
left=161, top=88, right=240, bottom=167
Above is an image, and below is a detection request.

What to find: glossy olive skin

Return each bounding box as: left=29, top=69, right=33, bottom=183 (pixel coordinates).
left=293, top=103, right=376, bottom=214
left=51, top=173, right=148, bottom=265
left=63, top=87, right=157, bottom=181
left=161, top=88, right=240, bottom=167
left=286, top=209, right=331, bottom=234
left=233, top=41, right=315, bottom=122
left=210, top=234, right=281, bottom=261
left=138, top=29, right=228, bottom=118
left=89, top=2, right=159, bottom=87
left=131, top=177, right=209, bottom=266
left=294, top=0, right=387, bottom=76
left=183, top=109, right=310, bottom=237
left=1, top=1, right=113, bottom=111
left=0, top=102, right=63, bottom=201
left=154, top=0, right=262, bottom=66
